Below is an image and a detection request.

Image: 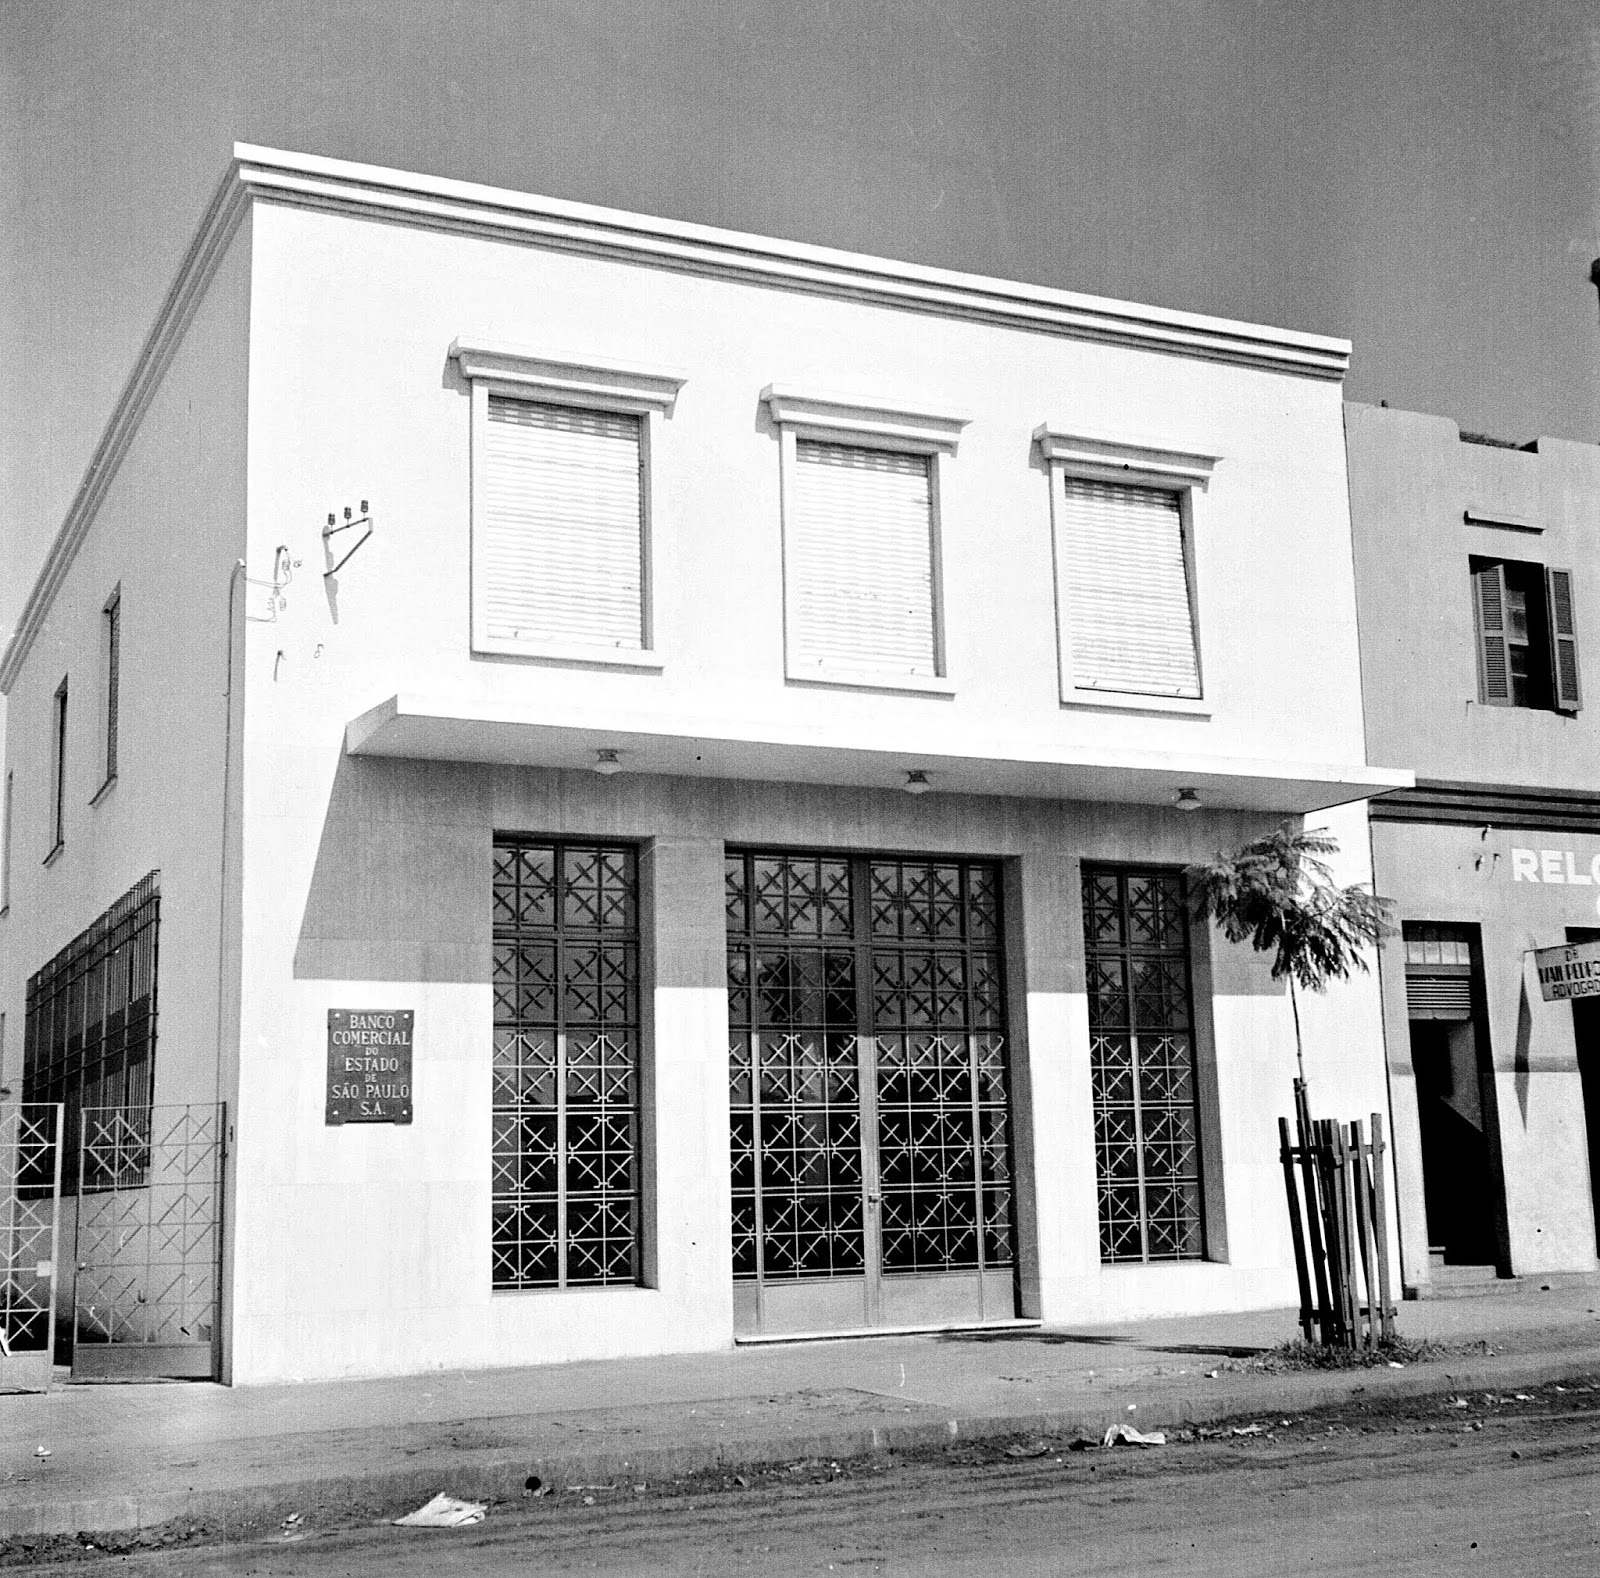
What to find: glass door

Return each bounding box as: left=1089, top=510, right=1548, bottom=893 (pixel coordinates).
left=726, top=851, right=1015, bottom=1336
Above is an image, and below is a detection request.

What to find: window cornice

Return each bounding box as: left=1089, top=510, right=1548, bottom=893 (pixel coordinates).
left=450, top=340, right=687, bottom=415
left=763, top=385, right=970, bottom=455
left=1033, top=428, right=1218, bottom=491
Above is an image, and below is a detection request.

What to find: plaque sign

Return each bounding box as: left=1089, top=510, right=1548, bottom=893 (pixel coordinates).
left=1533, top=941, right=1600, bottom=1003
left=326, top=1009, right=414, bottom=1124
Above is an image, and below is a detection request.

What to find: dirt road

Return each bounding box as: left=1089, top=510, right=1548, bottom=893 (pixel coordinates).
left=12, top=1379, right=1600, bottom=1575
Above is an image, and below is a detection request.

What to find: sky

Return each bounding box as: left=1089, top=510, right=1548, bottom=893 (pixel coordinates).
left=2, top=0, right=1599, bottom=658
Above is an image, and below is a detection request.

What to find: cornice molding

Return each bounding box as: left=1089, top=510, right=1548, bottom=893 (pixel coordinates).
left=449, top=340, right=686, bottom=414
left=0, top=170, right=249, bottom=693
left=762, top=384, right=970, bottom=454
left=1, top=142, right=1351, bottom=691
left=1369, top=778, right=1600, bottom=834
left=232, top=145, right=1349, bottom=380
left=1033, top=428, right=1219, bottom=490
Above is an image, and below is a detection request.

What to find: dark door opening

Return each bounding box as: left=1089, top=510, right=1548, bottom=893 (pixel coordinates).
left=1403, top=923, right=1506, bottom=1270
left=1408, top=1018, right=1497, bottom=1264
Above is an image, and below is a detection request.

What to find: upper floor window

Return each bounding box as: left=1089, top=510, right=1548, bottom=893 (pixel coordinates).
left=1, top=769, right=13, bottom=914
left=1471, top=557, right=1581, bottom=712
left=1036, top=429, right=1217, bottom=710
left=764, top=386, right=967, bottom=693
left=451, top=341, right=685, bottom=669
left=47, top=679, right=67, bottom=861
left=100, top=588, right=120, bottom=793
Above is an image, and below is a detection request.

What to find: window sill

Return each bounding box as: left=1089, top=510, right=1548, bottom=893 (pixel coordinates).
left=491, top=1282, right=654, bottom=1296
left=42, top=841, right=64, bottom=868
left=1062, top=687, right=1211, bottom=718
left=472, top=637, right=665, bottom=671
left=786, top=667, right=956, bottom=697
left=90, top=774, right=117, bottom=808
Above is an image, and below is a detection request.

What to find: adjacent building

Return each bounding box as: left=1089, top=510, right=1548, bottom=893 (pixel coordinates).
left=1349, top=403, right=1600, bottom=1294
left=0, top=146, right=1406, bottom=1385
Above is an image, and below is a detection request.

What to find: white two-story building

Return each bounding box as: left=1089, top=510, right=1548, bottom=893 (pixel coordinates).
left=0, top=146, right=1408, bottom=1385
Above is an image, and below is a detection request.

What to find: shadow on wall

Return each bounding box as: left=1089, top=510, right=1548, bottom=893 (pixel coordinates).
left=1200, top=919, right=1290, bottom=999
left=293, top=750, right=491, bottom=984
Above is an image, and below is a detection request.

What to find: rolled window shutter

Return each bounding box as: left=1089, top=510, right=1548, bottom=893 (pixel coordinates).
left=1404, top=974, right=1473, bottom=1021
left=791, top=441, right=937, bottom=675
left=1472, top=562, right=1511, bottom=704
left=1060, top=478, right=1199, bottom=697
left=1546, top=566, right=1582, bottom=712
left=483, top=399, right=644, bottom=649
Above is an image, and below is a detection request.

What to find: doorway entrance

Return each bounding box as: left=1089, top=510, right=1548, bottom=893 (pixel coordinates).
left=1402, top=923, right=1506, bottom=1271
left=725, top=851, right=1016, bottom=1337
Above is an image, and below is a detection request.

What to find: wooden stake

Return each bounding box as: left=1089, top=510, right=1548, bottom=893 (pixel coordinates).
left=1350, top=1120, right=1377, bottom=1351
left=1370, top=1112, right=1396, bottom=1342
left=1295, top=1083, right=1333, bottom=1344
left=1280, top=1115, right=1314, bottom=1343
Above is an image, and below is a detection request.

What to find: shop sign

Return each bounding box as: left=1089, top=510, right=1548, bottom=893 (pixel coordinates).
left=1531, top=941, right=1600, bottom=1003
left=1509, top=847, right=1600, bottom=917
left=326, top=1009, right=414, bottom=1124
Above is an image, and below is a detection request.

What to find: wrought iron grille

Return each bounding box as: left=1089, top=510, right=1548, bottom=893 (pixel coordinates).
left=870, top=859, right=1010, bottom=1272
left=23, top=872, right=159, bottom=1193
left=73, top=1103, right=222, bottom=1358
left=492, top=841, right=640, bottom=1289
left=1083, top=866, right=1204, bottom=1262
left=726, top=852, right=1013, bottom=1282
left=1, top=1104, right=61, bottom=1355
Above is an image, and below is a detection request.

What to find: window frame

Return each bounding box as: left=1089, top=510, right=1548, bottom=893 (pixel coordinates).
left=490, top=836, right=645, bottom=1293
left=1081, top=861, right=1209, bottom=1266
left=94, top=586, right=120, bottom=802
left=764, top=385, right=967, bottom=695
left=1036, top=428, right=1216, bottom=715
left=1471, top=554, right=1582, bottom=714
left=451, top=340, right=685, bottom=670
left=45, top=678, right=67, bottom=864
left=1, top=768, right=13, bottom=915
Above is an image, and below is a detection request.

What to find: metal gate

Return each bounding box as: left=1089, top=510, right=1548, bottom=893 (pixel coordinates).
left=0, top=1104, right=63, bottom=1392
left=70, top=1102, right=224, bottom=1380
left=727, top=852, right=1016, bottom=1337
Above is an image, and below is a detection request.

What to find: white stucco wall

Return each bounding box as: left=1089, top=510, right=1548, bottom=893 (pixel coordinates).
left=0, top=222, right=251, bottom=1113
left=217, top=193, right=1388, bottom=1380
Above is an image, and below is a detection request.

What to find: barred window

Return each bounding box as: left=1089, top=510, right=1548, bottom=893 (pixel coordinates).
left=1082, top=866, right=1205, bottom=1262
left=491, top=840, right=641, bottom=1289
left=22, top=871, right=160, bottom=1192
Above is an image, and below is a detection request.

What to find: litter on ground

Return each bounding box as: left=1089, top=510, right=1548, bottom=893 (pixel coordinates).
left=393, top=1493, right=488, bottom=1528
left=1102, top=1423, right=1166, bottom=1448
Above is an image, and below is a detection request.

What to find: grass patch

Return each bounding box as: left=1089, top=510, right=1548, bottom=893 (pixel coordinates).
left=1224, top=1336, right=1472, bottom=1373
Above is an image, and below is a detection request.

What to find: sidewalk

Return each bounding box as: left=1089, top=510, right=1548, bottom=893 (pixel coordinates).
left=5, top=1284, right=1600, bottom=1540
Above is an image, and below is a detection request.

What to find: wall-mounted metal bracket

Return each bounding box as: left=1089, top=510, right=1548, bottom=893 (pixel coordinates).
left=323, top=501, right=373, bottom=577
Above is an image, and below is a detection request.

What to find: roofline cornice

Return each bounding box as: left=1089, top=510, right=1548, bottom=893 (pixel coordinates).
left=1, top=142, right=1352, bottom=692
left=233, top=144, right=1350, bottom=380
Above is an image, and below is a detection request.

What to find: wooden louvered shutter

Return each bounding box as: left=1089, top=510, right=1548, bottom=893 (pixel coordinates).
left=482, top=399, right=644, bottom=650
left=1060, top=478, right=1200, bottom=697
left=1472, top=562, right=1511, bottom=705
left=1546, top=566, right=1582, bottom=712
left=790, top=441, right=937, bottom=675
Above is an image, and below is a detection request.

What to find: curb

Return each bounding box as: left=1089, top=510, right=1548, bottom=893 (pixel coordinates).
left=5, top=1346, right=1599, bottom=1541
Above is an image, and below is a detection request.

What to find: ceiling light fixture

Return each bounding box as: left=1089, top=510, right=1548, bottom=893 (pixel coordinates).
left=1173, top=787, right=1202, bottom=812
left=904, top=770, right=932, bottom=796
left=593, top=748, right=623, bottom=777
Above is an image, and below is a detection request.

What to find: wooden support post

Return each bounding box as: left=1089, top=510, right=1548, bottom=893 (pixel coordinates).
left=1280, top=1116, right=1315, bottom=1343
left=1295, top=1083, right=1333, bottom=1344
left=1350, top=1119, right=1378, bottom=1350
left=1370, top=1112, right=1396, bottom=1342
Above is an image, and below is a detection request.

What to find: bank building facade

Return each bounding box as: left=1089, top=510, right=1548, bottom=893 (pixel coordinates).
left=0, top=147, right=1405, bottom=1385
